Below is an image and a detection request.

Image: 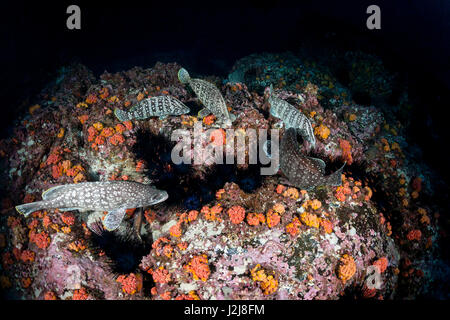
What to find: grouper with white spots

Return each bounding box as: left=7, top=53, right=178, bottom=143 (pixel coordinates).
left=114, top=95, right=190, bottom=121
left=15, top=181, right=168, bottom=231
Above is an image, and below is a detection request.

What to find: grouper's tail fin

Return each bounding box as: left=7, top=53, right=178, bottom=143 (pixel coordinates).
left=114, top=108, right=129, bottom=122
left=326, top=162, right=346, bottom=187
left=178, top=68, right=191, bottom=84
left=15, top=201, right=46, bottom=217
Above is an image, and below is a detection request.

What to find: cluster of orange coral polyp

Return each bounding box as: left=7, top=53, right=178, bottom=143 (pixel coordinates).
left=61, top=212, right=76, bottom=225
left=99, top=87, right=109, bottom=100
left=87, top=122, right=129, bottom=149
left=320, top=219, right=333, bottom=234
left=339, top=139, right=353, bottom=164
left=123, top=121, right=133, bottom=131
left=314, top=123, right=330, bottom=140
left=44, top=291, right=57, bottom=300
left=300, top=212, right=320, bottom=229
left=151, top=267, right=171, bottom=284
left=303, top=199, right=322, bottom=210
left=72, top=288, right=89, bottom=300
left=283, top=187, right=300, bottom=199
left=406, top=229, right=422, bottom=241
left=246, top=212, right=265, bottom=226
left=135, top=160, right=145, bottom=172
left=29, top=230, right=50, bottom=249
left=109, top=133, right=125, bottom=146
left=203, top=114, right=216, bottom=125
left=50, top=157, right=85, bottom=182
left=227, top=206, right=245, bottom=224
left=276, top=184, right=286, bottom=194
left=78, top=114, right=89, bottom=124
left=20, top=250, right=35, bottom=263
left=286, top=217, right=301, bottom=236
left=169, top=221, right=183, bottom=238
left=272, top=203, right=285, bottom=214
left=215, top=189, right=225, bottom=200
left=201, top=205, right=222, bottom=221
left=373, top=257, right=388, bottom=273
left=151, top=237, right=170, bottom=257
left=85, top=94, right=97, bottom=104
left=250, top=264, right=278, bottom=295
left=266, top=210, right=280, bottom=228
left=116, top=273, right=141, bottom=295
left=187, top=210, right=199, bottom=222
left=334, top=184, right=351, bottom=202
left=67, top=240, right=86, bottom=252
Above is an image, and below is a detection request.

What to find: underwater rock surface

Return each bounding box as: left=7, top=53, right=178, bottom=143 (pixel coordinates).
left=0, top=56, right=448, bottom=299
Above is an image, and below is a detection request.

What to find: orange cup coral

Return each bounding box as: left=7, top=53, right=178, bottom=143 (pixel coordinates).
left=250, top=264, right=278, bottom=295
left=116, top=273, right=141, bottom=295
left=184, top=255, right=211, bottom=281
left=283, top=187, right=300, bottom=199
left=151, top=267, right=171, bottom=284
left=314, top=123, right=330, bottom=140
left=266, top=210, right=280, bottom=228
left=300, top=212, right=320, bottom=229
left=227, top=206, right=245, bottom=224
left=373, top=257, right=388, bottom=273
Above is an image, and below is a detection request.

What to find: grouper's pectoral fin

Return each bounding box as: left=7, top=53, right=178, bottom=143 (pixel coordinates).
left=103, top=207, right=128, bottom=231
left=197, top=108, right=211, bottom=119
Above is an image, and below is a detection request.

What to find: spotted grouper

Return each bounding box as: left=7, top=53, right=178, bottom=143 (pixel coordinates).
left=268, top=84, right=316, bottom=150
left=114, top=95, right=190, bottom=121
left=15, top=181, right=168, bottom=231
left=279, top=128, right=344, bottom=189
left=178, top=67, right=236, bottom=127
